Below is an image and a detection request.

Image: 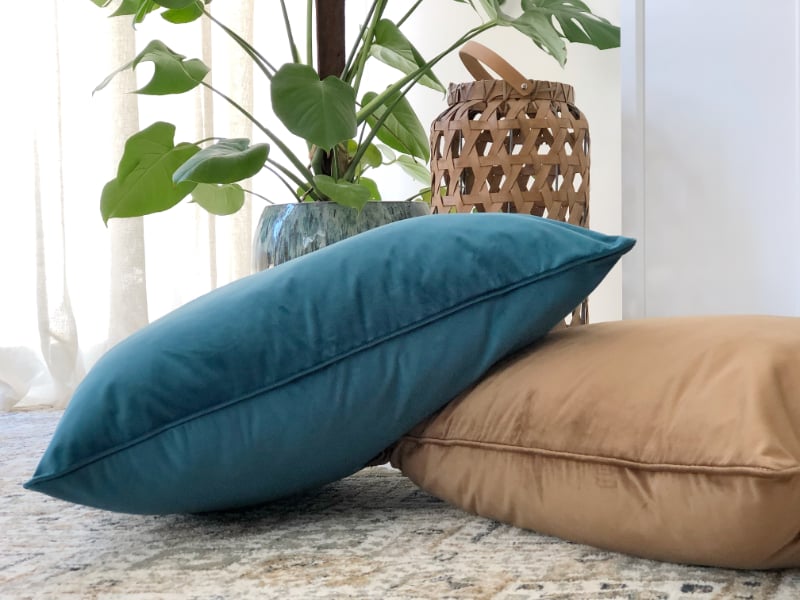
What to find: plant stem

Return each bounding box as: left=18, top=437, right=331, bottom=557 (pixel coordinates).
left=263, top=162, right=308, bottom=202
left=314, top=0, right=347, bottom=180
left=351, top=0, right=388, bottom=95
left=305, top=0, right=313, bottom=66
left=343, top=0, right=379, bottom=81
left=264, top=160, right=321, bottom=202
left=399, top=188, right=430, bottom=203
left=199, top=81, right=315, bottom=187
left=279, top=0, right=301, bottom=63
left=316, top=0, right=346, bottom=79
left=357, top=21, right=493, bottom=124
left=194, top=136, right=225, bottom=146
left=346, top=22, right=494, bottom=180
left=241, top=187, right=276, bottom=205
left=265, top=157, right=310, bottom=193
left=397, top=0, right=424, bottom=27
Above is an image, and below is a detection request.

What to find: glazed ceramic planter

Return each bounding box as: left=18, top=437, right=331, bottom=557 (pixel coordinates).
left=252, top=201, right=430, bottom=271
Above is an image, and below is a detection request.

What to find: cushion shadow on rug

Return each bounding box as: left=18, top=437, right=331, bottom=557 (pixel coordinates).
left=3, top=411, right=800, bottom=599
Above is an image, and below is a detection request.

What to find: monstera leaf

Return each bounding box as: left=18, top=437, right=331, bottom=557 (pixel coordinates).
left=154, top=0, right=198, bottom=8
left=515, top=0, right=620, bottom=65
left=511, top=11, right=567, bottom=65
left=101, top=122, right=200, bottom=223
left=396, top=156, right=431, bottom=186
left=313, top=175, right=373, bottom=211
left=451, top=0, right=618, bottom=67
left=107, top=0, right=158, bottom=19
left=191, top=183, right=246, bottom=216
left=94, top=40, right=208, bottom=96
left=271, top=64, right=357, bottom=152
left=361, top=91, right=430, bottom=162
left=521, top=0, right=620, bottom=49
left=161, top=2, right=205, bottom=23
left=103, top=0, right=205, bottom=21
left=173, top=139, right=269, bottom=185
left=369, top=20, right=445, bottom=93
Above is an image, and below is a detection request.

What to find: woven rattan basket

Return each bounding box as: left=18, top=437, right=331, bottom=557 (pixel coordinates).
left=429, top=41, right=590, bottom=325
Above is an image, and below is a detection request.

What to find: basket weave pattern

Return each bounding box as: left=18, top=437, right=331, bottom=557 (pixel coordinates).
left=429, top=43, right=591, bottom=325
left=430, top=80, right=590, bottom=226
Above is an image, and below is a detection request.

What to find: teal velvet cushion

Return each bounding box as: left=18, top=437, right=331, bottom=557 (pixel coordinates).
left=25, top=214, right=634, bottom=514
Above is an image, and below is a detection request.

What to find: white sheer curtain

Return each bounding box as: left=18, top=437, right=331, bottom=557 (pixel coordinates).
left=0, top=1, right=260, bottom=410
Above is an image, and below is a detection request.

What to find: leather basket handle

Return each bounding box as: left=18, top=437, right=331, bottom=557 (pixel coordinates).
left=459, top=41, right=533, bottom=96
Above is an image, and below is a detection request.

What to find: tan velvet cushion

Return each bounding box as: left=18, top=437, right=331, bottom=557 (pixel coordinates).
left=391, top=316, right=800, bottom=569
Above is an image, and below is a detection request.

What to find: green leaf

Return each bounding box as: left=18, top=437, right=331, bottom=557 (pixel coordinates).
left=313, top=175, right=372, bottom=210
left=134, top=0, right=156, bottom=22
left=94, top=40, right=208, bottom=96
left=107, top=0, right=207, bottom=18
left=345, top=141, right=382, bottom=169
left=362, top=144, right=383, bottom=169
left=521, top=0, right=620, bottom=50
left=107, top=0, right=151, bottom=17
left=161, top=2, right=204, bottom=23
left=369, top=20, right=445, bottom=93
left=133, top=40, right=208, bottom=94
left=376, top=144, right=397, bottom=163
left=475, top=0, right=501, bottom=19
left=271, top=64, right=357, bottom=152
left=173, top=138, right=268, bottom=184
left=358, top=177, right=382, bottom=201
left=191, top=183, right=245, bottom=215
left=154, top=0, right=197, bottom=8
left=362, top=91, right=430, bottom=162
left=396, top=155, right=431, bottom=185
left=101, top=122, right=200, bottom=223
left=511, top=10, right=567, bottom=66
left=417, top=187, right=434, bottom=204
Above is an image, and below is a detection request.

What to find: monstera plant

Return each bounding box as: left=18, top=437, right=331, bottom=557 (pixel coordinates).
left=90, top=0, right=619, bottom=221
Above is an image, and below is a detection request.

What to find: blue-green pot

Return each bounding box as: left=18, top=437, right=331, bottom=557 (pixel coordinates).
left=252, top=201, right=430, bottom=271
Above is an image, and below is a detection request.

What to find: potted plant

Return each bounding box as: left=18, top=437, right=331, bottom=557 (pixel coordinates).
left=90, top=0, right=619, bottom=268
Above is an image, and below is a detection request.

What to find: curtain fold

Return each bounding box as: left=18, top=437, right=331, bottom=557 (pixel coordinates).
left=107, top=14, right=150, bottom=349
left=0, top=1, right=258, bottom=410
left=196, top=13, right=219, bottom=291
left=226, top=1, right=256, bottom=282
left=30, top=1, right=83, bottom=408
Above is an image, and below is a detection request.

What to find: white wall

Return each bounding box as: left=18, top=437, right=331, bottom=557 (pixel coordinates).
left=622, top=0, right=800, bottom=318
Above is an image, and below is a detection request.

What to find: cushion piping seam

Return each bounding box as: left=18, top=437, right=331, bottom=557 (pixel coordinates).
left=399, top=435, right=800, bottom=477
left=27, top=246, right=626, bottom=486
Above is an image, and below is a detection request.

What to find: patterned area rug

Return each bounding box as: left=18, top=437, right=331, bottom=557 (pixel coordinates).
left=2, top=411, right=800, bottom=600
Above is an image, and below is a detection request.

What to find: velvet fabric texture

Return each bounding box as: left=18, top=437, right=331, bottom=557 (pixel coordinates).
left=392, top=316, right=800, bottom=569
left=25, top=214, right=633, bottom=515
